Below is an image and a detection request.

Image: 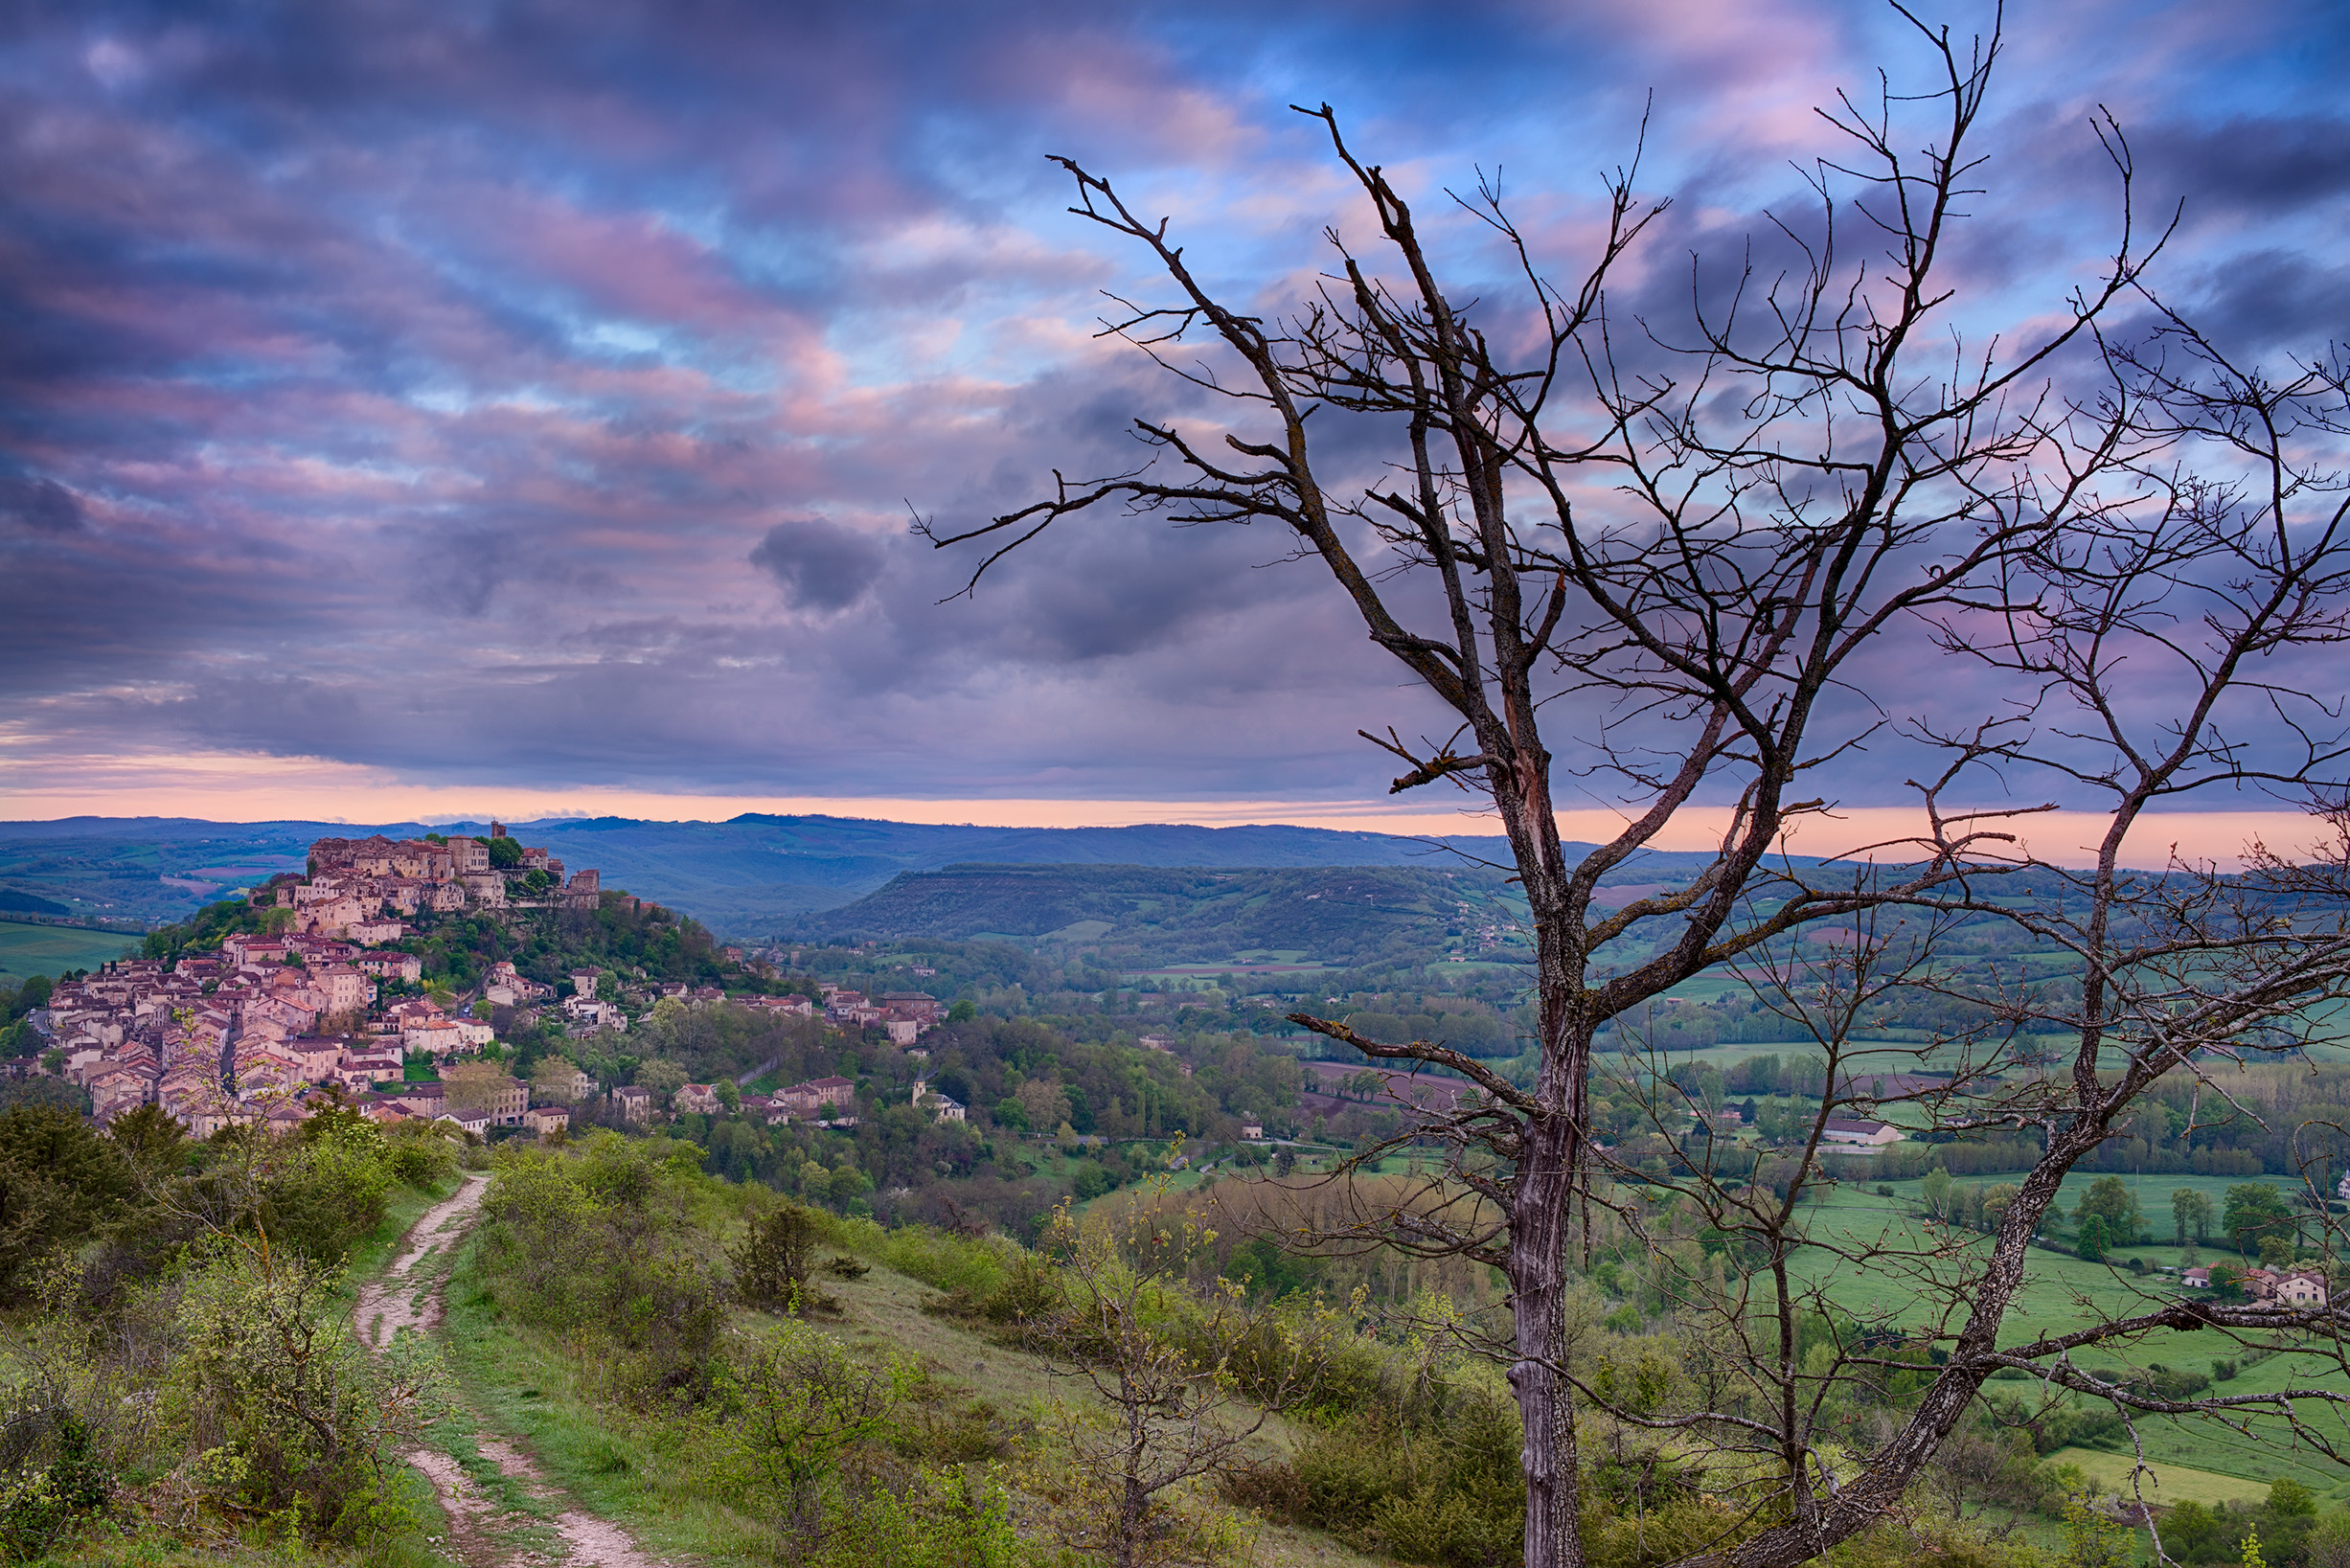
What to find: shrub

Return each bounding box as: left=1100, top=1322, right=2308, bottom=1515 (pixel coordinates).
left=731, top=1201, right=829, bottom=1313
left=383, top=1122, right=460, bottom=1188
left=1238, top=1394, right=1530, bottom=1566
left=875, top=1224, right=1018, bottom=1298
left=803, top=1466, right=1027, bottom=1568
left=0, top=1404, right=111, bottom=1562
left=473, top=1136, right=730, bottom=1398
left=264, top=1113, right=399, bottom=1262
left=163, top=1252, right=449, bottom=1538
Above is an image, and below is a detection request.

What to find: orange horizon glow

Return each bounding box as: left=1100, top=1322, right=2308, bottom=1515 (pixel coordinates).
left=0, top=750, right=2334, bottom=871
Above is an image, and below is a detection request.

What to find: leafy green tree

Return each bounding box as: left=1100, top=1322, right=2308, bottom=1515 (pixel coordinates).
left=487, top=835, right=523, bottom=869
left=2076, top=1214, right=2110, bottom=1262
left=635, top=1058, right=689, bottom=1109
left=2305, top=1511, right=2350, bottom=1568
left=2270, top=1478, right=2318, bottom=1518
left=1920, top=1166, right=1954, bottom=1221
left=0, top=1104, right=128, bottom=1301
left=2076, top=1175, right=2143, bottom=1240
left=828, top=1163, right=870, bottom=1207
left=6, top=973, right=50, bottom=1021
left=2174, top=1187, right=2214, bottom=1245
left=2223, top=1184, right=2294, bottom=1256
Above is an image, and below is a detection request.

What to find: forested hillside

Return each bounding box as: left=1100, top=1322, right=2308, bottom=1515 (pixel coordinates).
left=808, top=862, right=1530, bottom=966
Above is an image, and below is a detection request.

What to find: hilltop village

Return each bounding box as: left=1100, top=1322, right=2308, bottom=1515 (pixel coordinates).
left=20, top=826, right=942, bottom=1140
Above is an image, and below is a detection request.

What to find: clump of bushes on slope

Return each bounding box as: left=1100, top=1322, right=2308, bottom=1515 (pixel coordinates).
left=468, top=1134, right=1033, bottom=1563
left=0, top=1104, right=462, bottom=1559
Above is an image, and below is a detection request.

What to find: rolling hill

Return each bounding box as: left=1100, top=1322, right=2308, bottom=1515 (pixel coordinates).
left=800, top=861, right=1530, bottom=966
left=0, top=811, right=1753, bottom=943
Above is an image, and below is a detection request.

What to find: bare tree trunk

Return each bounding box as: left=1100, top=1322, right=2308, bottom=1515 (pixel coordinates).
left=1512, top=1109, right=1586, bottom=1568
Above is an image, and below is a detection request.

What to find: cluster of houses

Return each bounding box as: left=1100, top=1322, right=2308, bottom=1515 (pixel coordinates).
left=282, top=822, right=607, bottom=936
left=27, top=929, right=497, bottom=1134
left=2178, top=1263, right=2330, bottom=1305
left=665, top=1074, right=863, bottom=1125
left=817, top=984, right=940, bottom=1045
left=23, top=820, right=964, bottom=1142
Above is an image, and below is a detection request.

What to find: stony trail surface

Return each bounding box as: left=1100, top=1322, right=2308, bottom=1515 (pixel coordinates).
left=355, top=1170, right=676, bottom=1567
left=356, top=1171, right=488, bottom=1348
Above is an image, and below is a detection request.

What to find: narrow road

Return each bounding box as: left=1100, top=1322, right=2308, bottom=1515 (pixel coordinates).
left=359, top=1171, right=673, bottom=1567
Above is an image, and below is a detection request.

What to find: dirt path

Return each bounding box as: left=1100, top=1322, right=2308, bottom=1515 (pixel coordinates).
left=357, top=1172, right=488, bottom=1349
left=407, top=1439, right=673, bottom=1568
left=358, top=1171, right=675, bottom=1567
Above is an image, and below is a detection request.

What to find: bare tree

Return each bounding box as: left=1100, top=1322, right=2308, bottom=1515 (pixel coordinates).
left=1016, top=1193, right=1338, bottom=1568
left=924, top=11, right=2350, bottom=1568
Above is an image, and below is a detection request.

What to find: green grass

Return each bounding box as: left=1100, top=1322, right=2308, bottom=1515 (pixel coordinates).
left=438, top=1224, right=1395, bottom=1568
left=342, top=1171, right=463, bottom=1281
left=1772, top=1176, right=2350, bottom=1493
left=2047, top=1445, right=2276, bottom=1507
left=439, top=1234, right=781, bottom=1566
left=0, top=918, right=137, bottom=985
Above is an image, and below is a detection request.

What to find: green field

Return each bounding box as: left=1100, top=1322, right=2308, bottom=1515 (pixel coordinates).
left=2046, top=1446, right=2273, bottom=1507
left=1786, top=1176, right=2350, bottom=1497
left=0, top=919, right=137, bottom=986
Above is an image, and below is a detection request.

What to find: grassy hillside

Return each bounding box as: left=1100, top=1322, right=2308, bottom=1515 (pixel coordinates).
left=0, top=919, right=137, bottom=985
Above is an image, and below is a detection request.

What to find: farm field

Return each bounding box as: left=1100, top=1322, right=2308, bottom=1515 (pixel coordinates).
left=1785, top=1176, right=2350, bottom=1496
left=0, top=918, right=136, bottom=986
left=1791, top=1176, right=2313, bottom=1339
left=2045, top=1446, right=2273, bottom=1507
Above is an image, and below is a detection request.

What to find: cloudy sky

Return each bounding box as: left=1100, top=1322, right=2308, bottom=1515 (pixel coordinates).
left=2, top=0, right=2345, bottom=856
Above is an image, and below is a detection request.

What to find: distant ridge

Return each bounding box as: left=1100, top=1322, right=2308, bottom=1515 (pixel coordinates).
left=0, top=811, right=1523, bottom=935
left=0, top=810, right=1767, bottom=938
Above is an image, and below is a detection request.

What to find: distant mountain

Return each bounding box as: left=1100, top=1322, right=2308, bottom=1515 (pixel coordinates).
left=0, top=812, right=1519, bottom=935
left=0, top=810, right=1740, bottom=939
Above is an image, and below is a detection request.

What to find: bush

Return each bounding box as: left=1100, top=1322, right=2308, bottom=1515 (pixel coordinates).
left=0, top=1106, right=127, bottom=1303
left=383, top=1122, right=461, bottom=1188
left=731, top=1201, right=831, bottom=1313
left=0, top=1403, right=111, bottom=1562
left=164, top=1252, right=449, bottom=1538
left=263, top=1113, right=399, bottom=1262
left=474, top=1136, right=731, bottom=1398
left=1236, top=1394, right=1529, bottom=1566
left=876, top=1225, right=1017, bottom=1298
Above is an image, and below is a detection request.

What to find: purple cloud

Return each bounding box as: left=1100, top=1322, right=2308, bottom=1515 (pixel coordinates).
left=0, top=0, right=2344, bottom=815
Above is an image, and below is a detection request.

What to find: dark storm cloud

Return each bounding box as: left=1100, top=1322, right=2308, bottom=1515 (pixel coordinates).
left=0, top=477, right=80, bottom=533
left=2, top=0, right=2346, bottom=805
left=750, top=518, right=887, bottom=611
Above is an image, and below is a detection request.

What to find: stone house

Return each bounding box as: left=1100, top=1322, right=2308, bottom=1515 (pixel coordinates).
left=1820, top=1119, right=1905, bottom=1147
